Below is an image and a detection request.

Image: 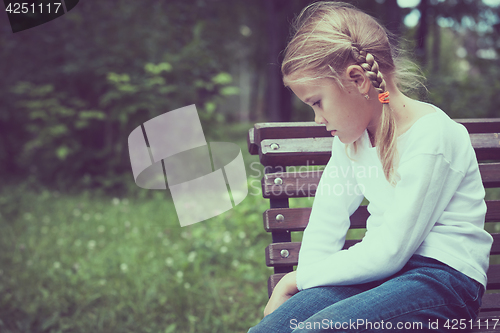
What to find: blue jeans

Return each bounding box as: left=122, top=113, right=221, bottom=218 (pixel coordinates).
left=248, top=255, right=484, bottom=332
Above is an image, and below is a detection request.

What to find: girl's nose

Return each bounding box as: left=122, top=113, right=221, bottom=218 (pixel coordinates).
left=315, top=114, right=326, bottom=125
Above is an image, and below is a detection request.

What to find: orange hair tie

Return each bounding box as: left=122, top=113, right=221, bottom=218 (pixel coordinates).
left=378, top=91, right=390, bottom=104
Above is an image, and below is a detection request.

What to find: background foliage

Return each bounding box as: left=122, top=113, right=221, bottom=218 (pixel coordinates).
left=1, top=0, right=499, bottom=332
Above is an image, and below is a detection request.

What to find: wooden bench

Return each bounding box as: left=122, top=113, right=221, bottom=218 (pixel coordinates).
left=248, top=119, right=500, bottom=332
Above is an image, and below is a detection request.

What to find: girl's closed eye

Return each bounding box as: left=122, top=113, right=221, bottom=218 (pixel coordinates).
left=313, top=100, right=321, bottom=107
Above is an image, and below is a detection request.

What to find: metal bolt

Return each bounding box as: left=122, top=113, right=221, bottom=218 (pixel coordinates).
left=270, top=143, right=280, bottom=150
left=274, top=177, right=283, bottom=185
left=280, top=249, right=289, bottom=258
left=275, top=214, right=284, bottom=222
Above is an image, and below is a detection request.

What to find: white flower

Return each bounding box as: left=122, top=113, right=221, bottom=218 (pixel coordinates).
left=165, top=257, right=174, bottom=267
left=232, top=260, right=240, bottom=268
left=184, top=282, right=191, bottom=289
left=120, top=263, right=128, bottom=272
left=99, top=279, right=106, bottom=285
left=53, top=262, right=61, bottom=269
left=223, top=232, right=232, bottom=243
left=97, top=225, right=105, bottom=233
left=82, top=213, right=91, bottom=221
left=176, top=271, right=183, bottom=279
left=112, top=198, right=120, bottom=205
left=238, top=231, right=246, bottom=239
left=73, top=208, right=81, bottom=217
left=87, top=240, right=96, bottom=250
left=220, top=246, right=228, bottom=254
left=187, top=251, right=197, bottom=262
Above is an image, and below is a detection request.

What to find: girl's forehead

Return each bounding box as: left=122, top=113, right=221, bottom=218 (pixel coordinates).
left=286, top=74, right=335, bottom=89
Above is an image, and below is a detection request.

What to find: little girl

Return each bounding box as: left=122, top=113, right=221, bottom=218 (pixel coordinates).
left=248, top=2, right=492, bottom=332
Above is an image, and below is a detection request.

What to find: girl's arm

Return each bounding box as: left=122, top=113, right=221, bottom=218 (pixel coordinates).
left=297, top=137, right=365, bottom=269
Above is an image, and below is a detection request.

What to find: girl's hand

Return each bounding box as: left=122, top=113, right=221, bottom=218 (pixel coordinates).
left=263, top=271, right=299, bottom=317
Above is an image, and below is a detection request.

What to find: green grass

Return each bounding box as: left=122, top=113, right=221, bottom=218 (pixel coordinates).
left=0, top=182, right=273, bottom=332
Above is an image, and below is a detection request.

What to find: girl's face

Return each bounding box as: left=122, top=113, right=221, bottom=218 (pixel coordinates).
left=287, top=74, right=378, bottom=145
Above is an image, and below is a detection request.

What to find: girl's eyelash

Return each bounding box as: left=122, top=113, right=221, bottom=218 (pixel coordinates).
left=313, top=100, right=321, bottom=107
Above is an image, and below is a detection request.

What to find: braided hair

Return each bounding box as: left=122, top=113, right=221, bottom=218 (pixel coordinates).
left=282, top=1, right=405, bottom=185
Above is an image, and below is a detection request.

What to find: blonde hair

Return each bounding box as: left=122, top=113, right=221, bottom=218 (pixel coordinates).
left=282, top=1, right=421, bottom=185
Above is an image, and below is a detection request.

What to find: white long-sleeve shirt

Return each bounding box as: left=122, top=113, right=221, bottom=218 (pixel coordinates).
left=296, top=104, right=493, bottom=290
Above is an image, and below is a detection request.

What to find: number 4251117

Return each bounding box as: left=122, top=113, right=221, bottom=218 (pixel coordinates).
left=5, top=2, right=62, bottom=14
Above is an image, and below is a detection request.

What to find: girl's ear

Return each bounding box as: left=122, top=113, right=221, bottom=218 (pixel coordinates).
left=345, top=65, right=371, bottom=95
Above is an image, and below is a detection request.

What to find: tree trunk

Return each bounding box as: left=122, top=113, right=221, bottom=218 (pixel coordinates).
left=265, top=0, right=292, bottom=122
left=416, top=0, right=429, bottom=66
left=385, top=0, right=403, bottom=38
left=432, top=11, right=440, bottom=73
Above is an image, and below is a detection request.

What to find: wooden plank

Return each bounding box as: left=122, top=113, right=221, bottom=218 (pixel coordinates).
left=486, top=265, right=500, bottom=291
left=481, top=163, right=500, bottom=188
left=262, top=170, right=322, bottom=199
left=487, top=201, right=500, bottom=222
left=472, top=134, right=500, bottom=161
left=247, top=128, right=259, bottom=155
left=253, top=119, right=500, bottom=143
left=492, top=233, right=500, bottom=255
left=482, top=292, right=500, bottom=313
left=260, top=138, right=332, bottom=167
left=265, top=240, right=361, bottom=267
left=263, top=201, right=500, bottom=232
left=264, top=206, right=369, bottom=232
left=266, top=234, right=500, bottom=266
left=261, top=165, right=500, bottom=200
left=259, top=134, right=500, bottom=167
left=266, top=234, right=500, bottom=267
left=456, top=118, right=500, bottom=134
left=265, top=242, right=300, bottom=267
left=254, top=122, right=331, bottom=143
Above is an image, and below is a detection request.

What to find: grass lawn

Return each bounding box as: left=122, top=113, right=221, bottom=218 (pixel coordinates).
left=0, top=131, right=276, bottom=333
left=0, top=183, right=275, bottom=333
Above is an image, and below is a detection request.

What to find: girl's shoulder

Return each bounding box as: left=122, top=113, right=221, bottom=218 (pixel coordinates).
left=398, top=102, right=472, bottom=163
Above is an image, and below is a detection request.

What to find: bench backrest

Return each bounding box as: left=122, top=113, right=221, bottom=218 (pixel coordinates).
left=248, top=119, right=500, bottom=313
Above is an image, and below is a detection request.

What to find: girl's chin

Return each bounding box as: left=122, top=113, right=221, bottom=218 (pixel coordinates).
left=337, top=134, right=362, bottom=145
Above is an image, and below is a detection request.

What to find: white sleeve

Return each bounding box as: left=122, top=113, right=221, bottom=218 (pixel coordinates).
left=295, top=137, right=364, bottom=290
left=296, top=149, right=464, bottom=290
